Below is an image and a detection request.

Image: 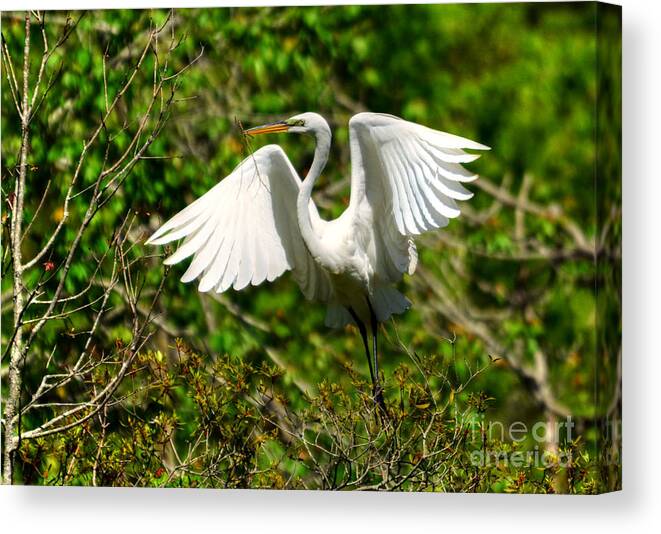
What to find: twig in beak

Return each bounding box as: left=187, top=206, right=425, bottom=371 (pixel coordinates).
left=235, top=116, right=267, bottom=190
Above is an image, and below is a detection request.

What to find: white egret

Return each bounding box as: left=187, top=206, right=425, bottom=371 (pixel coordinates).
left=147, top=112, right=489, bottom=412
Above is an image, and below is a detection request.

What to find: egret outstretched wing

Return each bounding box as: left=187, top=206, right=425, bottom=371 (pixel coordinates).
left=349, top=112, right=489, bottom=235
left=146, top=144, right=331, bottom=300
left=347, top=112, right=489, bottom=282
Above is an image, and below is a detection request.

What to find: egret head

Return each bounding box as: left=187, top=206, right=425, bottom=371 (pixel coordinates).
left=246, top=112, right=330, bottom=139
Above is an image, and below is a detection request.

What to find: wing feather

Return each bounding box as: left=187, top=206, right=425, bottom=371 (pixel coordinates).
left=348, top=112, right=489, bottom=282
left=147, top=144, right=331, bottom=300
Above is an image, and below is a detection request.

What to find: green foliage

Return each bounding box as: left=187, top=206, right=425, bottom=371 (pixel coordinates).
left=15, top=341, right=603, bottom=492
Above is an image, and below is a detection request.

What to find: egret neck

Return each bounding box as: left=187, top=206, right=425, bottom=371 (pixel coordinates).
left=296, top=123, right=331, bottom=261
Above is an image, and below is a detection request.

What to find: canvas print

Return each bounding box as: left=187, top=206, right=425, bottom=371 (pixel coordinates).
left=1, top=2, right=621, bottom=492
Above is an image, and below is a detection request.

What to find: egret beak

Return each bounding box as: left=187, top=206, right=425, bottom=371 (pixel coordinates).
left=245, top=121, right=290, bottom=136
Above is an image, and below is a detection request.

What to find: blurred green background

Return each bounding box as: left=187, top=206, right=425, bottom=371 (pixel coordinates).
left=1, top=2, right=621, bottom=491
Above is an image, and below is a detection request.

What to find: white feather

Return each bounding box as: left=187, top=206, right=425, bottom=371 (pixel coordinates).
left=347, top=112, right=489, bottom=296
left=147, top=144, right=331, bottom=300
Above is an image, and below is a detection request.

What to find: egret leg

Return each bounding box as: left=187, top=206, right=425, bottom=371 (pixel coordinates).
left=348, top=307, right=375, bottom=386
left=367, top=299, right=388, bottom=416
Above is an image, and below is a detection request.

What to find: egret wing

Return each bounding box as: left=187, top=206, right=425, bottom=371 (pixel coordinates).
left=146, top=144, right=331, bottom=301
left=349, top=112, right=489, bottom=235
left=348, top=112, right=489, bottom=281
